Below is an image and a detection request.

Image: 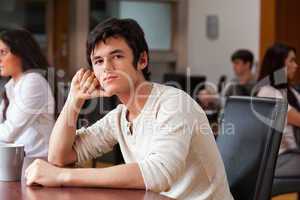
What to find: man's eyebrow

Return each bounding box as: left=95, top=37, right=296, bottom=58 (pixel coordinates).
left=110, top=49, right=124, bottom=55
left=91, top=55, right=102, bottom=62
left=91, top=49, right=125, bottom=61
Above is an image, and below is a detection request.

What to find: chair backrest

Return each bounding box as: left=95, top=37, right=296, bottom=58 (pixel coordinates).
left=79, top=96, right=118, bottom=128
left=163, top=73, right=206, bottom=98
left=217, top=96, right=287, bottom=200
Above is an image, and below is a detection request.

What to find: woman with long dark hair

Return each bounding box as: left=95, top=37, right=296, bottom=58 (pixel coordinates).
left=257, top=43, right=300, bottom=154
left=0, top=29, right=55, bottom=157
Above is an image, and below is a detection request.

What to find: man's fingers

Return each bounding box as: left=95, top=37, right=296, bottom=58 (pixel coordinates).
left=80, top=70, right=92, bottom=88
left=26, top=175, right=40, bottom=186
left=26, top=176, right=35, bottom=186
left=25, top=167, right=37, bottom=186
left=82, top=76, right=94, bottom=93
left=76, top=68, right=86, bottom=82
left=78, top=68, right=85, bottom=80
left=73, top=69, right=109, bottom=99
left=25, top=161, right=36, bottom=179
left=86, top=78, right=100, bottom=94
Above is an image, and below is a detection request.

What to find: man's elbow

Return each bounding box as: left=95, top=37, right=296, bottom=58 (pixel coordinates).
left=148, top=179, right=172, bottom=193
left=139, top=159, right=184, bottom=193
left=144, top=170, right=174, bottom=193
left=48, top=154, right=66, bottom=167
left=48, top=149, right=76, bottom=167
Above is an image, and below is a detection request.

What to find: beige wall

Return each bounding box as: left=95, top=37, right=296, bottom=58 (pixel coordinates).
left=187, top=0, right=260, bottom=83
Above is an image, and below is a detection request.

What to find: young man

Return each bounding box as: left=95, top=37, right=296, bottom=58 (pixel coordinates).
left=224, top=49, right=256, bottom=97
left=25, top=18, right=233, bottom=200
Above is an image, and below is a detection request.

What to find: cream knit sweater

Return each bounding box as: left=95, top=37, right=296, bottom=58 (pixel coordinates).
left=73, top=83, right=233, bottom=200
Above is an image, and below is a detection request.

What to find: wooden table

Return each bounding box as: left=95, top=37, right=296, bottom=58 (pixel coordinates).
left=0, top=158, right=173, bottom=200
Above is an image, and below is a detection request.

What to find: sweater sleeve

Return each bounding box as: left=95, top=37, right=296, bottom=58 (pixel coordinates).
left=137, top=92, right=200, bottom=192
left=73, top=108, right=120, bottom=165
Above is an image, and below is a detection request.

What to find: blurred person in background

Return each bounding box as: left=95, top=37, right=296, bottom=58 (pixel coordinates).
left=223, top=49, right=256, bottom=97
left=0, top=29, right=55, bottom=157
left=257, top=43, right=300, bottom=154
left=197, top=49, right=256, bottom=110
left=197, top=49, right=256, bottom=135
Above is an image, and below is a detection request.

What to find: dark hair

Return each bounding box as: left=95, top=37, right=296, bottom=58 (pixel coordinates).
left=0, top=29, right=49, bottom=120
left=258, top=43, right=300, bottom=145
left=231, top=49, right=254, bottom=69
left=86, top=18, right=151, bottom=80
left=258, top=43, right=296, bottom=87
left=0, top=29, right=49, bottom=73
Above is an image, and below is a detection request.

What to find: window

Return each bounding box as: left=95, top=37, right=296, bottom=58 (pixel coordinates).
left=0, top=0, right=47, bottom=51
left=89, top=0, right=173, bottom=50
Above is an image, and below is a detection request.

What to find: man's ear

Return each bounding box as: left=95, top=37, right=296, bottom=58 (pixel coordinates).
left=137, top=51, right=148, bottom=70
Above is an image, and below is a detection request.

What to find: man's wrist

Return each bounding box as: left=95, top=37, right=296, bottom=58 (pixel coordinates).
left=67, top=95, right=85, bottom=112
left=58, top=168, right=72, bottom=186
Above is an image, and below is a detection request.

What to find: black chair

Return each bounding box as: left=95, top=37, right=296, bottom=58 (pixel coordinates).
left=272, top=150, right=300, bottom=198
left=271, top=85, right=300, bottom=198
left=163, top=73, right=206, bottom=98
left=217, top=96, right=287, bottom=200
left=294, top=85, right=300, bottom=93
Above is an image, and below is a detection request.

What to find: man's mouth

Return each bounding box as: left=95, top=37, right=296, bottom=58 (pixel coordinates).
left=104, top=75, right=118, bottom=83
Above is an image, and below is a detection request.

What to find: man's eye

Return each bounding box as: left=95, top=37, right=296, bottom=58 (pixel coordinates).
left=113, top=55, right=123, bottom=59
left=94, top=60, right=103, bottom=65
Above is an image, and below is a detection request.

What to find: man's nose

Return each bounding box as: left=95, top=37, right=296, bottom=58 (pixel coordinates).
left=103, top=60, right=114, bottom=72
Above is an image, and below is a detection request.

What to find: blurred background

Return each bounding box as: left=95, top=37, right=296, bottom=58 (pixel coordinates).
left=1, top=1, right=300, bottom=199
left=1, top=0, right=299, bottom=83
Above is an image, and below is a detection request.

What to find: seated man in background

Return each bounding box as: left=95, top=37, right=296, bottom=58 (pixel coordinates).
left=197, top=49, right=256, bottom=134
left=24, top=18, right=233, bottom=200
left=223, top=49, right=256, bottom=97
left=197, top=49, right=256, bottom=109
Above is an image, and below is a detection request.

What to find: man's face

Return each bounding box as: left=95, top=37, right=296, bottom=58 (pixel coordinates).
left=90, top=36, right=147, bottom=96
left=232, top=59, right=251, bottom=77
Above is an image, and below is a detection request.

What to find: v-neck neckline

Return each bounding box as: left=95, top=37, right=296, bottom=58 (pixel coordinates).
left=123, top=82, right=156, bottom=125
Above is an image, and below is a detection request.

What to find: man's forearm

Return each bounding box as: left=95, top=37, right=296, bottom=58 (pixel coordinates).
left=60, top=163, right=146, bottom=189
left=48, top=96, right=85, bottom=166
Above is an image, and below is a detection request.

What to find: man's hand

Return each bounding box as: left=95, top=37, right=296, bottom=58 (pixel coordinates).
left=25, top=159, right=145, bottom=189
left=25, top=159, right=66, bottom=187
left=69, top=68, right=112, bottom=104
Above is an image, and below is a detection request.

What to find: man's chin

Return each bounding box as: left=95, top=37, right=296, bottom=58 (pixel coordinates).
left=103, top=86, right=118, bottom=97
